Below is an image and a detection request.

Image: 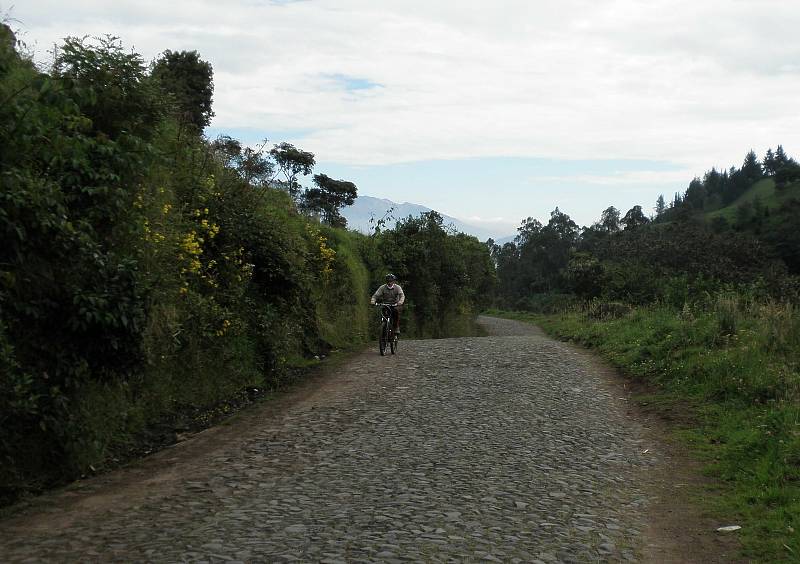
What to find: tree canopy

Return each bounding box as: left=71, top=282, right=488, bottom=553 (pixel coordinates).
left=152, top=49, right=214, bottom=129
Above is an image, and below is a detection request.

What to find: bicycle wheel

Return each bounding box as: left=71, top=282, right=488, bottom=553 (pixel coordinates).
left=379, top=320, right=388, bottom=356
left=390, top=332, right=397, bottom=355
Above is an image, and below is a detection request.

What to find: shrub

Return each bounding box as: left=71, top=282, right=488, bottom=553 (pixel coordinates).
left=714, top=294, right=741, bottom=336
left=586, top=300, right=633, bottom=320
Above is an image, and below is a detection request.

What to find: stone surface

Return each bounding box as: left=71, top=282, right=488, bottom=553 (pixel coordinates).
left=0, top=316, right=659, bottom=562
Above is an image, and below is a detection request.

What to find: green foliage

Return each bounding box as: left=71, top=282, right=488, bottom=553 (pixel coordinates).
left=54, top=36, right=163, bottom=139
left=504, top=208, right=579, bottom=297
left=621, top=205, right=649, bottom=230
left=378, top=211, right=495, bottom=337
left=597, top=206, right=621, bottom=233
left=152, top=49, right=214, bottom=129
left=565, top=252, right=603, bottom=298
left=269, top=142, right=315, bottom=199
left=302, top=174, right=358, bottom=228
left=0, top=34, right=162, bottom=499
left=774, top=162, right=800, bottom=189
left=0, top=32, right=495, bottom=505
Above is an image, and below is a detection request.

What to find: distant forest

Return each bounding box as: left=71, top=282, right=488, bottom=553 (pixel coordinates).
left=490, top=146, right=800, bottom=310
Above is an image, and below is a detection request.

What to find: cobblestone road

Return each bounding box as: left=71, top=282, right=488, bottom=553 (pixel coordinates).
left=0, top=317, right=662, bottom=562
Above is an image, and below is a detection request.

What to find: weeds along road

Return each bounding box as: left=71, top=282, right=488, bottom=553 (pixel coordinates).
left=0, top=316, right=736, bottom=562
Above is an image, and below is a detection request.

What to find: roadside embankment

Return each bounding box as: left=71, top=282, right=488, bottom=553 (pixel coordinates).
left=487, top=306, right=799, bottom=563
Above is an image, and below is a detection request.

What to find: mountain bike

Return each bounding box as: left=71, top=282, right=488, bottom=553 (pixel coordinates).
left=376, top=303, right=398, bottom=356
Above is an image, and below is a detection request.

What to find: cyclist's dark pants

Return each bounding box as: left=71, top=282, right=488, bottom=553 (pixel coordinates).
left=391, top=305, right=402, bottom=332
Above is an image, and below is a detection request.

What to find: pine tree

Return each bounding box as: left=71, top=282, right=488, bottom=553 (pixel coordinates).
left=655, top=194, right=666, bottom=216
left=775, top=145, right=789, bottom=169
left=763, top=148, right=776, bottom=176
left=741, top=150, right=762, bottom=185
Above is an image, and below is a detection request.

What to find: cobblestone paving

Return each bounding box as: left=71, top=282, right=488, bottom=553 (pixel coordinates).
left=0, top=316, right=659, bottom=562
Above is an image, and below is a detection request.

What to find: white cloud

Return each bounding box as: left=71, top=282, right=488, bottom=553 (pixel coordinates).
left=12, top=0, right=800, bottom=171
left=528, top=169, right=697, bottom=187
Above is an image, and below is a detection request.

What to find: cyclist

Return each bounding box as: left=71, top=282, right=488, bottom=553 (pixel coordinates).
left=370, top=274, right=405, bottom=334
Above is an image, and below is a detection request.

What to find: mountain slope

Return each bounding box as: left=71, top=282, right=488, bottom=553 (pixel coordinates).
left=342, top=195, right=512, bottom=241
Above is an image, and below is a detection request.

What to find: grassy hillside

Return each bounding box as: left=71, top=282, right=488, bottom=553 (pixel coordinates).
left=707, top=178, right=800, bottom=222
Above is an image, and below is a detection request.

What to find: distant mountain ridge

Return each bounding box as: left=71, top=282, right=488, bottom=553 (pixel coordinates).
left=342, top=195, right=514, bottom=242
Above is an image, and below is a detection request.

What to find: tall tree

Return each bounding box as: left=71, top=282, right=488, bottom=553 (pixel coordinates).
left=621, top=205, right=649, bottom=230
left=269, top=142, right=315, bottom=199
left=741, top=150, right=763, bottom=185
left=515, top=217, right=543, bottom=246
left=684, top=178, right=708, bottom=210
left=598, top=206, right=621, bottom=233
left=302, top=174, right=358, bottom=227
left=775, top=145, right=789, bottom=169
left=211, top=136, right=275, bottom=187
left=152, top=50, right=214, bottom=129
left=654, top=194, right=666, bottom=217
left=763, top=148, right=777, bottom=176
left=546, top=207, right=579, bottom=243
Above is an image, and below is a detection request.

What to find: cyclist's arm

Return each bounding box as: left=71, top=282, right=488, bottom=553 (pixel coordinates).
left=397, top=285, right=405, bottom=305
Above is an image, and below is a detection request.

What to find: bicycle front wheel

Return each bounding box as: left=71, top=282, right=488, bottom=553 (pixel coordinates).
left=379, top=321, right=388, bottom=356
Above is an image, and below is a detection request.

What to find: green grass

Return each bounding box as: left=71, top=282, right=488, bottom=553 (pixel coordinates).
left=488, top=304, right=800, bottom=563
left=707, top=178, right=800, bottom=222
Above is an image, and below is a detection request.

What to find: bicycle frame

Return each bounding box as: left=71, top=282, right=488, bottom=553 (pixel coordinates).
left=375, top=303, right=398, bottom=355
left=379, top=304, right=395, bottom=324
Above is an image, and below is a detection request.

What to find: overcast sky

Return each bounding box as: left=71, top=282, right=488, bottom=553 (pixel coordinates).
left=11, top=1, right=800, bottom=235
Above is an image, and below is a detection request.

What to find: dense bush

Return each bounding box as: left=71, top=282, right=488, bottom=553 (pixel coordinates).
left=0, top=33, right=494, bottom=504
left=378, top=211, right=495, bottom=337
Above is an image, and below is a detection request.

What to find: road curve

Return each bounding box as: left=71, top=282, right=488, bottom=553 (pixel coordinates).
left=2, top=316, right=669, bottom=562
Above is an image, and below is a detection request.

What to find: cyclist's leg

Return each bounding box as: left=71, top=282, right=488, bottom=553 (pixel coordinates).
left=393, top=306, right=401, bottom=333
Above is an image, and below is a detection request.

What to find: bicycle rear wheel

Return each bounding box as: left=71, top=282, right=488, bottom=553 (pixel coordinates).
left=390, top=332, right=397, bottom=354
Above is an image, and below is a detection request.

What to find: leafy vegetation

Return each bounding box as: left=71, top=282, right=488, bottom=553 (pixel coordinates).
left=0, top=30, right=494, bottom=505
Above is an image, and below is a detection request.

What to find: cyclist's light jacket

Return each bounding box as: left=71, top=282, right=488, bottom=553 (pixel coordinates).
left=372, top=283, right=405, bottom=305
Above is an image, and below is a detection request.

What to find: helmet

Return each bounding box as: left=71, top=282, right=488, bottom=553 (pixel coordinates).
left=385, top=273, right=396, bottom=282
